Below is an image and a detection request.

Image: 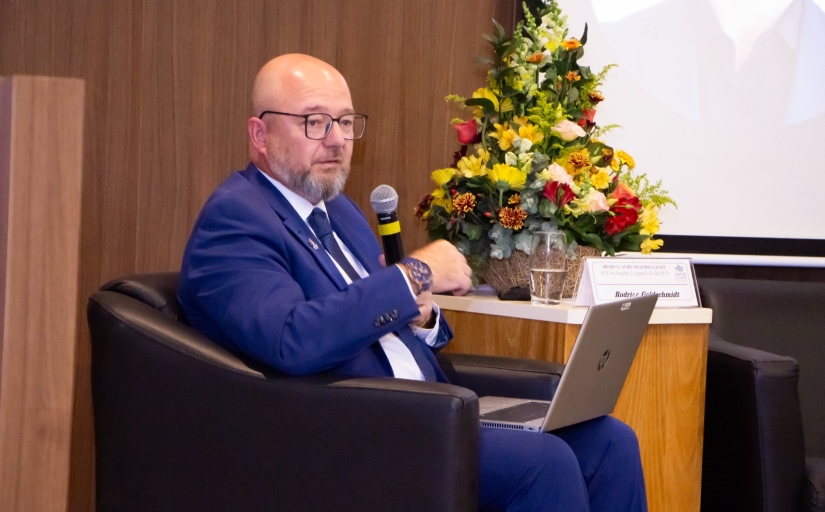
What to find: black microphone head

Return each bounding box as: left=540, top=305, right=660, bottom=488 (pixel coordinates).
left=370, top=185, right=398, bottom=214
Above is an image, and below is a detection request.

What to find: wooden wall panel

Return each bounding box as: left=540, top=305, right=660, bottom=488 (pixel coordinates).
left=1, top=1, right=516, bottom=510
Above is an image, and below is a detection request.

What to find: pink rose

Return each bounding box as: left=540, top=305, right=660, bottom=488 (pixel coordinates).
left=583, top=190, right=609, bottom=212
left=547, top=162, right=574, bottom=186
left=551, top=119, right=586, bottom=141
left=452, top=119, right=481, bottom=145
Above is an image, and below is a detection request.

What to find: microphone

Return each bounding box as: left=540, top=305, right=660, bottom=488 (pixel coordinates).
left=370, top=185, right=404, bottom=265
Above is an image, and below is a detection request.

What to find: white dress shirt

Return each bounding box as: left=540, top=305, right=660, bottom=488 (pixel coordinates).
left=259, top=170, right=441, bottom=381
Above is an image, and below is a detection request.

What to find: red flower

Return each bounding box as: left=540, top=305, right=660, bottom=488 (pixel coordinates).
left=543, top=181, right=576, bottom=208
left=577, top=108, right=596, bottom=127
left=604, top=196, right=642, bottom=235
left=610, top=182, right=636, bottom=201
left=452, top=119, right=481, bottom=144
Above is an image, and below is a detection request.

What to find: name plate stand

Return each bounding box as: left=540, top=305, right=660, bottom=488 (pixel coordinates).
left=575, top=257, right=700, bottom=308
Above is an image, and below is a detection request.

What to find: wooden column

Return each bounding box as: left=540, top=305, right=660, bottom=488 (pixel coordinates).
left=0, top=75, right=85, bottom=512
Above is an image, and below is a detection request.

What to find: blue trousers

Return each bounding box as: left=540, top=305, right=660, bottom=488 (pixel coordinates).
left=478, top=416, right=647, bottom=512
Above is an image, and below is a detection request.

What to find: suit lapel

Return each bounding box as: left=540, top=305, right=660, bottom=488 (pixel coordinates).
left=327, top=197, right=380, bottom=274
left=243, top=165, right=348, bottom=290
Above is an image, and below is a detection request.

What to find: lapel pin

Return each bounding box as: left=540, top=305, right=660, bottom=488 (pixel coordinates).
left=308, top=238, right=319, bottom=250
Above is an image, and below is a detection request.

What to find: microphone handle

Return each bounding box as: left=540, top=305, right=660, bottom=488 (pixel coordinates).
left=377, top=211, right=404, bottom=265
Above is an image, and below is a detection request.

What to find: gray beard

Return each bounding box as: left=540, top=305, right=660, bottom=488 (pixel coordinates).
left=269, top=152, right=350, bottom=204
left=288, top=164, right=349, bottom=204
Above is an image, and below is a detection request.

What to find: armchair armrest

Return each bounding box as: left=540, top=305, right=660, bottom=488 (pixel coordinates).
left=437, top=352, right=564, bottom=401
left=806, top=457, right=825, bottom=512
left=701, top=331, right=806, bottom=512
left=89, top=291, right=479, bottom=512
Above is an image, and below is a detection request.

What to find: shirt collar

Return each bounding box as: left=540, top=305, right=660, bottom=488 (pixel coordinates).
left=256, top=167, right=327, bottom=223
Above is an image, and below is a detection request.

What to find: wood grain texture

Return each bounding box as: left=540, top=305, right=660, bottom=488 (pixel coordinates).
left=0, top=75, right=84, bottom=512
left=442, top=309, right=708, bottom=512
left=0, top=1, right=517, bottom=510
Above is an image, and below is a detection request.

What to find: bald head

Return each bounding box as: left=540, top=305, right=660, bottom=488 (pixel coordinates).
left=246, top=54, right=355, bottom=204
left=251, top=54, right=352, bottom=117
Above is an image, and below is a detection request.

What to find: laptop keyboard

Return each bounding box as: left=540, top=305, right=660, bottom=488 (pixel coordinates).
left=480, top=401, right=551, bottom=423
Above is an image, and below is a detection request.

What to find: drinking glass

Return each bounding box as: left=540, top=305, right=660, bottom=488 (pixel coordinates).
left=529, top=231, right=568, bottom=305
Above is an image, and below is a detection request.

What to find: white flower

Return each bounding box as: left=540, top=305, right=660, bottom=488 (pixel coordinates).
left=505, top=152, right=519, bottom=166
left=551, top=119, right=586, bottom=142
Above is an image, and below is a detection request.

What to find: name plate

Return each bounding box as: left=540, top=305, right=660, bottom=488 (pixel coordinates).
left=574, top=257, right=700, bottom=308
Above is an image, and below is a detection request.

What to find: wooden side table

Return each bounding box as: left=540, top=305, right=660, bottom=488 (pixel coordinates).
left=437, top=288, right=712, bottom=512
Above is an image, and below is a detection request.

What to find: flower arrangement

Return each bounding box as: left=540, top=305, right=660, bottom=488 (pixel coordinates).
left=416, top=0, right=676, bottom=280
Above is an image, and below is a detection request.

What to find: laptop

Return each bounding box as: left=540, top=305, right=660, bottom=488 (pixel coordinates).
left=479, top=294, right=658, bottom=432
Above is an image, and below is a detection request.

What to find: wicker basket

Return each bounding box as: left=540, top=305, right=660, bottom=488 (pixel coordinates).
left=484, top=245, right=602, bottom=298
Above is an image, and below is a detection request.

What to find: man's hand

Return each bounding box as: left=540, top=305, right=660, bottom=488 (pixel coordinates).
left=411, top=291, right=436, bottom=328
left=408, top=240, right=472, bottom=296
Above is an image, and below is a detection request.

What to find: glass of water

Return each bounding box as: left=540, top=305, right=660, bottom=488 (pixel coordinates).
left=529, top=231, right=568, bottom=305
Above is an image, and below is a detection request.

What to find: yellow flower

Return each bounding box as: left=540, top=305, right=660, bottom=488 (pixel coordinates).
left=561, top=38, right=582, bottom=50
left=457, top=154, right=487, bottom=178
left=498, top=207, right=528, bottom=230
left=431, top=168, right=455, bottom=186
left=489, top=122, right=518, bottom=151
left=590, top=167, right=611, bottom=190
left=518, top=123, right=544, bottom=144
left=472, top=88, right=499, bottom=117
left=640, top=203, right=660, bottom=235
left=452, top=192, right=477, bottom=216
left=615, top=150, right=636, bottom=170
left=512, top=115, right=529, bottom=127
left=567, top=150, right=592, bottom=169
left=476, top=147, right=491, bottom=163
left=431, top=188, right=453, bottom=213
left=487, top=163, right=526, bottom=191
left=500, top=97, right=514, bottom=113
left=640, top=237, right=664, bottom=254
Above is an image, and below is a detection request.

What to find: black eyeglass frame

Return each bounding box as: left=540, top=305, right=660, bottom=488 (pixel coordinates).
left=258, top=110, right=368, bottom=140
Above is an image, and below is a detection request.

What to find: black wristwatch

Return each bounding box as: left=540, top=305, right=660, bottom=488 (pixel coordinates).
left=400, top=257, right=432, bottom=295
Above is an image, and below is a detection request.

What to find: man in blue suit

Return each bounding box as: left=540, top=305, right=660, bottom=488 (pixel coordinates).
left=179, top=53, right=647, bottom=512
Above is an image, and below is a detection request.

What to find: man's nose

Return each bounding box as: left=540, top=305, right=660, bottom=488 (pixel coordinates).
left=323, top=120, right=346, bottom=146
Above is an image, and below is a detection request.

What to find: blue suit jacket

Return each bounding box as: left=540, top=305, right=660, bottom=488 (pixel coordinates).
left=179, top=164, right=452, bottom=381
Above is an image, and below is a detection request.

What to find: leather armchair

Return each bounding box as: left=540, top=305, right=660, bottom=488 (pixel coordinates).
left=699, top=278, right=825, bottom=512
left=88, top=273, right=564, bottom=512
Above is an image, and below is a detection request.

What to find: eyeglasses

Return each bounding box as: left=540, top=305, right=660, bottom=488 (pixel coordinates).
left=258, top=111, right=368, bottom=140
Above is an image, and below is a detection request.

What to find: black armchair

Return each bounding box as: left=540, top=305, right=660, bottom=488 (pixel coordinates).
left=699, top=278, right=825, bottom=512
left=88, top=273, right=564, bottom=512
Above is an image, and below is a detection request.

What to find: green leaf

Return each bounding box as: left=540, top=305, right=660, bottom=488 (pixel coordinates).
left=567, top=88, right=579, bottom=103
left=580, top=23, right=589, bottom=45
left=575, top=47, right=584, bottom=60
left=582, top=233, right=605, bottom=251
left=464, top=97, right=496, bottom=115
left=493, top=18, right=506, bottom=40
left=462, top=223, right=484, bottom=240
left=503, top=39, right=522, bottom=58
left=538, top=198, right=557, bottom=217
left=578, top=66, right=592, bottom=80
left=586, top=141, right=608, bottom=158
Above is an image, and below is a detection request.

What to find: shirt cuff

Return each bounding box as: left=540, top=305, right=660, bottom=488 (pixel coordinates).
left=396, top=263, right=419, bottom=300
left=411, top=302, right=441, bottom=347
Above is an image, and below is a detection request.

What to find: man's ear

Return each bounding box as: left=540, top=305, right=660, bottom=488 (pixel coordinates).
left=247, top=117, right=267, bottom=156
